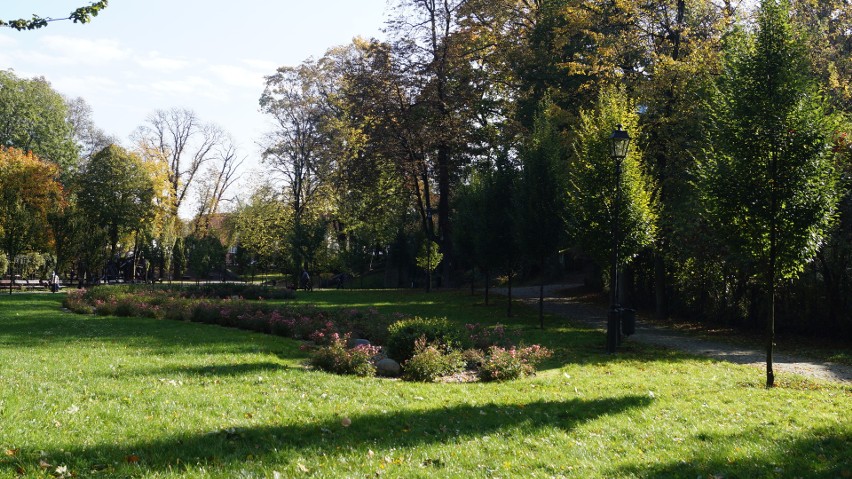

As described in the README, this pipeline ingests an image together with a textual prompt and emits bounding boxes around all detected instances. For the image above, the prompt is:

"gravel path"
[493,283,852,384]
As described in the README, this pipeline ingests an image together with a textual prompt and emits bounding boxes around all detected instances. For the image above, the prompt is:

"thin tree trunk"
[539,281,545,329]
[485,269,490,305]
[507,271,513,318]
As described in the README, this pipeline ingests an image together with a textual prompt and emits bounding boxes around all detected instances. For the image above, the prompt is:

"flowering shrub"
[403,337,464,382]
[309,333,381,376]
[309,321,341,345]
[478,345,553,382]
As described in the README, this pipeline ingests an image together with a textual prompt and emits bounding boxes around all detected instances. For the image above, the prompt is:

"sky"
[1,0,390,206]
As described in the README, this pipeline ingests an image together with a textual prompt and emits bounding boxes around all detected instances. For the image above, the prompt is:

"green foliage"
[0,1,108,30]
[568,86,657,271]
[75,144,156,256]
[0,253,6,278]
[385,316,465,363]
[705,0,841,282]
[515,98,567,265]
[453,159,519,280]
[0,71,78,177]
[185,234,227,280]
[13,253,45,279]
[402,337,465,382]
[478,345,553,382]
[309,334,380,377]
[415,239,443,274]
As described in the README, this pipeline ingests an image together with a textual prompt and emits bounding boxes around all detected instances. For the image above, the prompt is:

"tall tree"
[0,71,79,179]
[76,145,156,260]
[191,139,243,237]
[387,0,494,286]
[65,96,117,164]
[133,108,223,219]
[0,148,62,291]
[706,0,841,387]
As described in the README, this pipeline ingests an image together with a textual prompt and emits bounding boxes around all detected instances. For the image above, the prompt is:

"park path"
[492,283,852,384]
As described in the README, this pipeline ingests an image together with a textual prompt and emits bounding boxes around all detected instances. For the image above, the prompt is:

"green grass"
[1,291,849,478]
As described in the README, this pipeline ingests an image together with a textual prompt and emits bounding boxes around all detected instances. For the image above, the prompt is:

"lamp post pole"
[426,207,433,293]
[607,124,631,353]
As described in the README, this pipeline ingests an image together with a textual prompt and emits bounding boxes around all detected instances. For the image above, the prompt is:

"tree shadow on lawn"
[0,304,306,360]
[129,361,295,378]
[0,395,652,476]
[612,427,852,479]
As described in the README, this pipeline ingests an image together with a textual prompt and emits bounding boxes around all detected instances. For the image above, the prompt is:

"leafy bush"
[403,337,465,382]
[309,334,380,376]
[386,316,465,362]
[461,348,485,369]
[62,289,92,314]
[478,345,553,382]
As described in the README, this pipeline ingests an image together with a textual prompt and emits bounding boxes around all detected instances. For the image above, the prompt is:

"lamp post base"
[606,307,621,353]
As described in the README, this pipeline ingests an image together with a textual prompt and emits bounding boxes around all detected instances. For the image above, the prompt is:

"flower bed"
[64,286,551,381]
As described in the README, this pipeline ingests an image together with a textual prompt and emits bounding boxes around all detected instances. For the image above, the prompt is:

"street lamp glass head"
[609,124,631,160]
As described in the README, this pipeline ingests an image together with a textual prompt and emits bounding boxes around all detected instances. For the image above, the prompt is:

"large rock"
[375,358,401,377]
[347,338,371,349]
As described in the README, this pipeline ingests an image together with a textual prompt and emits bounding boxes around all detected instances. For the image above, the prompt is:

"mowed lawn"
[0,290,849,478]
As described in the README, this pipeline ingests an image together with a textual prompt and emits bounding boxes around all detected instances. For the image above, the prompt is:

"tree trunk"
[507,271,513,318]
[539,261,545,329]
[484,269,490,305]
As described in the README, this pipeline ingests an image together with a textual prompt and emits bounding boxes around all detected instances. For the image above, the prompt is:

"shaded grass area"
[0,291,849,478]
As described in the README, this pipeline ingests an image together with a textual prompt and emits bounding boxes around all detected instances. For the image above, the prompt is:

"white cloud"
[50,75,121,97]
[208,64,267,89]
[142,76,228,100]
[135,51,191,72]
[36,35,129,66]
[242,59,279,73]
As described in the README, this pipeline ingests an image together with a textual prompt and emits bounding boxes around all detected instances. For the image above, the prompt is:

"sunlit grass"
[0,291,849,478]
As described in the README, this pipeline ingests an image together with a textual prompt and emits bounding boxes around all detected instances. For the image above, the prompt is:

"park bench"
[0,279,50,291]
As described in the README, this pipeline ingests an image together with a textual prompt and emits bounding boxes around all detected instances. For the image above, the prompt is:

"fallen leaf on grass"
[125,454,140,464]
[296,463,309,473]
[4,448,18,456]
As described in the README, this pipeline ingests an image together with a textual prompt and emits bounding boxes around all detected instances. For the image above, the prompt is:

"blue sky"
[1,1,389,179]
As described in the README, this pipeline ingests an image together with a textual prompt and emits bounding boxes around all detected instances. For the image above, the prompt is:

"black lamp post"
[426,206,433,293]
[607,124,631,353]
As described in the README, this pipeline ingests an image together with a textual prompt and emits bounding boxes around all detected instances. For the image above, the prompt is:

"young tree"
[568,86,657,303]
[706,0,841,387]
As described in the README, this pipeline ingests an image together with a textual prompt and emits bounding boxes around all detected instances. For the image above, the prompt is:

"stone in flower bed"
[376,358,401,377]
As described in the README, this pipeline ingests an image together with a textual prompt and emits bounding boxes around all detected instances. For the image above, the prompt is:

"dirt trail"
[493,283,852,384]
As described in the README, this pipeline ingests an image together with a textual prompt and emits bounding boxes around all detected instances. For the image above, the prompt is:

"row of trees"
[233,0,851,355]
[0,69,242,285]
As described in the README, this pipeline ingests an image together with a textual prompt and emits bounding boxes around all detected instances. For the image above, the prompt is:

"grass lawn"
[0,290,849,478]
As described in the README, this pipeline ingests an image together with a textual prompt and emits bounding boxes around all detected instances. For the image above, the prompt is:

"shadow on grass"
[0,294,306,360]
[132,361,295,378]
[0,396,651,475]
[611,427,852,479]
